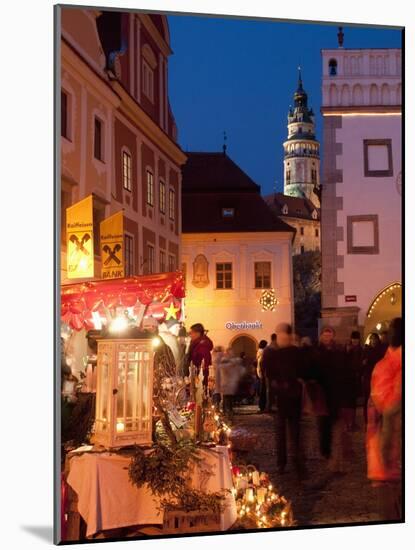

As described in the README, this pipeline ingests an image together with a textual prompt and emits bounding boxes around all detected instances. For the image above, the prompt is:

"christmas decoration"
[259,289,278,312]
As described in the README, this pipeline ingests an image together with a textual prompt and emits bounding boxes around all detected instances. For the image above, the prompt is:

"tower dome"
[283,68,320,206]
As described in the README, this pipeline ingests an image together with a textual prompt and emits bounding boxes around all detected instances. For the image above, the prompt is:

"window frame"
[363,139,393,177]
[159,179,166,214]
[122,149,132,192]
[347,214,380,255]
[254,261,271,289]
[147,243,155,274]
[216,262,233,290]
[169,187,176,221]
[94,116,104,162]
[146,169,154,206]
[142,59,154,103]
[168,254,176,272]
[159,249,166,272]
[61,89,70,140]
[124,233,134,276]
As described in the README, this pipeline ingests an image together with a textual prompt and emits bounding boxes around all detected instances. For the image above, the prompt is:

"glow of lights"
[376,323,382,330]
[259,289,278,312]
[152,337,162,348]
[92,311,103,330]
[109,315,128,333]
[116,421,125,432]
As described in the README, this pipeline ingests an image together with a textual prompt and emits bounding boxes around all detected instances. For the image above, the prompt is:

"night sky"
[167,15,402,195]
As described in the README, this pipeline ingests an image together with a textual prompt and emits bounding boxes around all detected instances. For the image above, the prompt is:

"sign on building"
[100,211,124,279]
[66,195,94,279]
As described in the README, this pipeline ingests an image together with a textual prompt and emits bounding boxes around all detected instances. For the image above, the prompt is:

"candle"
[245,488,254,502]
[257,487,267,504]
[252,471,260,486]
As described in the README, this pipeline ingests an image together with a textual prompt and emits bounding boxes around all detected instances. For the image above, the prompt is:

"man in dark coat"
[262,323,306,475]
[313,327,349,463]
[344,330,364,431]
[187,323,214,385]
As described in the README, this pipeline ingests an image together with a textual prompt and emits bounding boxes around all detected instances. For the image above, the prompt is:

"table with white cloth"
[66,445,237,539]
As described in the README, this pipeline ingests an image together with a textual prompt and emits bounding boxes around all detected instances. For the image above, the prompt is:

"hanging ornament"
[259,289,278,312]
[164,301,180,321]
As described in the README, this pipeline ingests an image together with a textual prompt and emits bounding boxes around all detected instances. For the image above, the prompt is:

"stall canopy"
[61,272,185,331]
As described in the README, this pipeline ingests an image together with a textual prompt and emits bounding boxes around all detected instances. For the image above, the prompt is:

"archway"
[364,283,402,340]
[229,334,257,362]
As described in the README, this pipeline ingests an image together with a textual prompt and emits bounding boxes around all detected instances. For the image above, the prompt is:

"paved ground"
[231,405,382,527]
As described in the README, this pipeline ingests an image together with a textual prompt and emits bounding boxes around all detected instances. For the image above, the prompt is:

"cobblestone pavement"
[231,405,382,527]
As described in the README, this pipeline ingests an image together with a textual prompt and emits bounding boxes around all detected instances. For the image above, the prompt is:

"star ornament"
[164,301,180,321]
[259,289,278,312]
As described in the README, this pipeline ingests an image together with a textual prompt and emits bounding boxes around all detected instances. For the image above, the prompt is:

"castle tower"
[283,68,320,206]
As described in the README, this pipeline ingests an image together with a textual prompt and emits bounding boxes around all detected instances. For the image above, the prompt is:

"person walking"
[186,323,214,385]
[344,331,364,431]
[362,333,387,426]
[262,323,306,476]
[216,351,245,420]
[313,327,350,472]
[366,318,402,520]
[256,339,268,412]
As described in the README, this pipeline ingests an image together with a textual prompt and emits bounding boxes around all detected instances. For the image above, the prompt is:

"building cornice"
[138,14,172,57]
[111,81,187,166]
[181,231,293,242]
[321,105,401,115]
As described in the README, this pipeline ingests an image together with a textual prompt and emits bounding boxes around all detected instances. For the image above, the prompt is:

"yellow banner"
[100,211,124,279]
[66,195,94,279]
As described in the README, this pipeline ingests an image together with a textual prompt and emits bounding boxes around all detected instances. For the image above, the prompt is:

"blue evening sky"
[167,15,402,195]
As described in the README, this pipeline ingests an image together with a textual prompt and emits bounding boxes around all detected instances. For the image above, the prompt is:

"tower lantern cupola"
[283,67,320,206]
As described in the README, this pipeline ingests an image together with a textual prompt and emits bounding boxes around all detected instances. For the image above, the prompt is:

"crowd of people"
[185,318,402,521]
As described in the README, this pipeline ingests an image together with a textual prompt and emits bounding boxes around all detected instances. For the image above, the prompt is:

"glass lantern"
[93,338,154,448]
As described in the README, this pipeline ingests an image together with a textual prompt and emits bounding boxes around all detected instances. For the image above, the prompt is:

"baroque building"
[320,33,402,341]
[60,8,186,284]
[181,151,295,359]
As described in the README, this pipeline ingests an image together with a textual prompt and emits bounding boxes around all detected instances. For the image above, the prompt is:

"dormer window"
[222,207,235,218]
[329,58,338,76]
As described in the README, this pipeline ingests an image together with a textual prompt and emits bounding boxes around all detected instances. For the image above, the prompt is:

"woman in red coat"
[366,317,402,521]
[188,323,214,385]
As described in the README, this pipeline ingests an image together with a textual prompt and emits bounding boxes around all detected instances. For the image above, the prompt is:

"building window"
[146,170,154,206]
[363,139,393,177]
[222,207,235,218]
[300,245,305,254]
[94,116,104,161]
[347,215,379,255]
[142,60,154,102]
[122,151,132,191]
[311,169,317,184]
[159,180,166,213]
[254,261,271,289]
[61,189,72,245]
[169,188,175,220]
[329,58,338,76]
[93,203,105,256]
[168,254,176,272]
[61,90,70,139]
[300,227,304,236]
[159,250,166,272]
[216,263,232,289]
[125,234,134,276]
[315,228,319,237]
[286,170,291,184]
[147,244,155,274]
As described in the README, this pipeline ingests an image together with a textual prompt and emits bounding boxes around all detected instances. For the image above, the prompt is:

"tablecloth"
[66,445,236,537]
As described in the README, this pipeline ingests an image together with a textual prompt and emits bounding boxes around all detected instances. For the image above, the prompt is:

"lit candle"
[252,471,260,485]
[245,488,254,502]
[257,487,267,504]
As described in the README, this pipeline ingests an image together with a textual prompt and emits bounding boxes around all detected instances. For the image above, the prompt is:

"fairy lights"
[259,289,278,312]
[367,283,401,319]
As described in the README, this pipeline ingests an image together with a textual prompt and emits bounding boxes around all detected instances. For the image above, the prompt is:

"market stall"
[60,271,293,541]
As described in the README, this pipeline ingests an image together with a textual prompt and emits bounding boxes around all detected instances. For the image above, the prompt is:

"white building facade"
[320,45,402,341]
